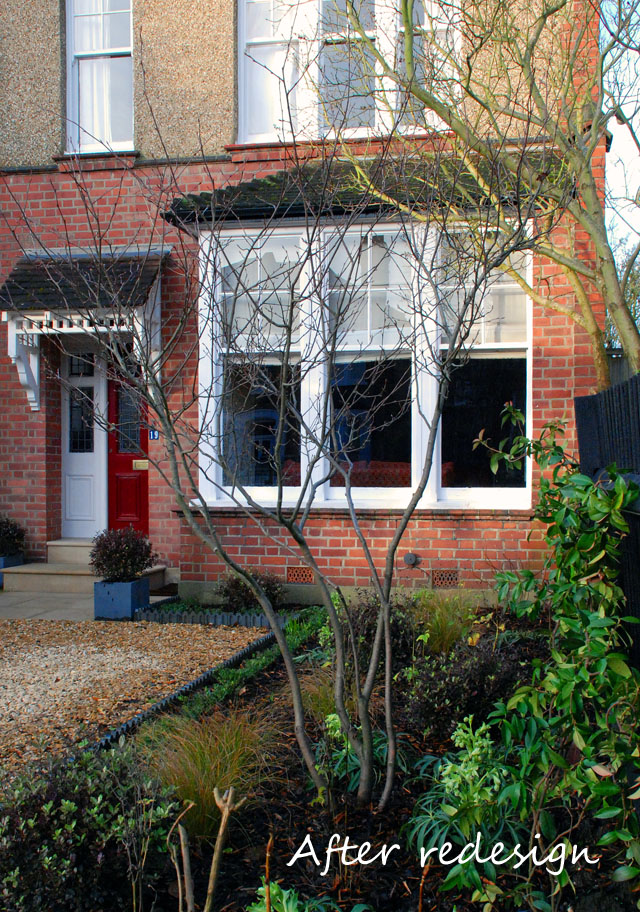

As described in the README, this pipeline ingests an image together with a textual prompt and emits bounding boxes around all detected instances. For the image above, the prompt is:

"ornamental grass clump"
[412,588,477,656]
[90,527,156,582]
[138,710,273,841]
[0,515,26,556]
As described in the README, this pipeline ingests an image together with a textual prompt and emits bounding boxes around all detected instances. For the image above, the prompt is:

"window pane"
[220,236,301,344]
[223,363,301,486]
[319,40,375,131]
[243,44,297,138]
[79,55,133,147]
[441,358,526,488]
[117,385,141,453]
[75,0,103,14]
[370,234,412,334]
[394,32,428,126]
[75,14,103,52]
[330,359,412,487]
[483,286,527,343]
[103,11,131,48]
[327,232,412,344]
[69,387,94,453]
[68,353,95,377]
[321,0,374,33]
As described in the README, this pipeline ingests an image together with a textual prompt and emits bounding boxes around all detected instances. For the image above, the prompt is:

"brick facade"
[0,143,602,588]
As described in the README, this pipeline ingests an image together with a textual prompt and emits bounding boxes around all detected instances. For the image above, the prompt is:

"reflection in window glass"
[220,236,301,344]
[68,354,95,377]
[441,358,526,488]
[223,363,301,486]
[330,358,411,487]
[117,385,141,453]
[327,230,412,345]
[69,387,94,453]
[319,40,376,132]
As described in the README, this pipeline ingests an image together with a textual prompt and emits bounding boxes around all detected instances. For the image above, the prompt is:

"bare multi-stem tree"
[283,0,640,388]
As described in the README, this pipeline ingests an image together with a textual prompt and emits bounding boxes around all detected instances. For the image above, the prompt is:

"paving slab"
[0,591,166,621]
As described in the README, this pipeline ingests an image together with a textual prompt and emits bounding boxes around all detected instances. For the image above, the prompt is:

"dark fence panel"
[575,373,640,667]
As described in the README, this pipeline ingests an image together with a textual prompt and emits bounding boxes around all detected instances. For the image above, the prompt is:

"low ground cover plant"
[0,742,176,912]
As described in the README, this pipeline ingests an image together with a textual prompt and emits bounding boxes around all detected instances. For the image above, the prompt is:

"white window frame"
[197,224,532,511]
[237,0,457,144]
[66,0,134,154]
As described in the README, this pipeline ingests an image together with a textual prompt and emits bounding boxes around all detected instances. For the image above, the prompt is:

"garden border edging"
[135,597,292,629]
[93,628,277,751]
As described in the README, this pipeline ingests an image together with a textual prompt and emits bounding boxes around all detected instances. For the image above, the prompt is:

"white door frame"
[61,348,108,539]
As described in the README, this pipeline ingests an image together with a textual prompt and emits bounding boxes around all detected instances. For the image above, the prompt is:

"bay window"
[198,224,530,509]
[66,0,134,153]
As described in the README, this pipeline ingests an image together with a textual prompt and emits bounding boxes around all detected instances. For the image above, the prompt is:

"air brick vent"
[432,568,459,588]
[287,566,314,584]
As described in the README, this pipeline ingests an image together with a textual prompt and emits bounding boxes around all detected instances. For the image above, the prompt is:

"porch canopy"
[0,247,169,410]
[162,155,561,230]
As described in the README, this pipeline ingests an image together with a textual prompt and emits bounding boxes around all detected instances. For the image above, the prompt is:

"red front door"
[107,378,149,535]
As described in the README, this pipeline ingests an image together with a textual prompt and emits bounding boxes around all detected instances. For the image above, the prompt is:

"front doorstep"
[94,578,150,620]
[0,555,24,588]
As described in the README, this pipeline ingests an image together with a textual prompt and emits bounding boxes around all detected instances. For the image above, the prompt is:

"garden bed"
[0,618,267,774]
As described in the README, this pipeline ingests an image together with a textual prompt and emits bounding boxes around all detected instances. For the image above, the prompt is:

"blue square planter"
[94,578,150,620]
[0,554,24,588]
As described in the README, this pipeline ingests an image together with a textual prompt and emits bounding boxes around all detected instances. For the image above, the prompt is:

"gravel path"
[0,619,267,774]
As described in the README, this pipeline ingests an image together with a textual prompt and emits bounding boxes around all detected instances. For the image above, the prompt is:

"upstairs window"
[238,0,456,143]
[66,0,134,153]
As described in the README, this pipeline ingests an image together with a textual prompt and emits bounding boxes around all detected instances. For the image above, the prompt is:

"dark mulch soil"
[142,635,637,912]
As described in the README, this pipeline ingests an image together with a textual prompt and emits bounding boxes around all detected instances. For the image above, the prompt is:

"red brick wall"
[178,509,548,590]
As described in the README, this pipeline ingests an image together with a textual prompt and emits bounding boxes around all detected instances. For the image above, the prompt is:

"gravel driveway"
[0,619,267,775]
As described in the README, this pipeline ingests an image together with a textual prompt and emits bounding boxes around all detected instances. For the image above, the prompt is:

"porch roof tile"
[0,250,167,313]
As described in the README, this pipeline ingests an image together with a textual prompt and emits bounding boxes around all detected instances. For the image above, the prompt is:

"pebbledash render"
[0,0,603,599]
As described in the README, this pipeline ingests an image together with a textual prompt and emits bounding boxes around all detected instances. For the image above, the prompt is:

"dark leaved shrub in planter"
[0,515,26,586]
[91,527,156,620]
[218,570,286,613]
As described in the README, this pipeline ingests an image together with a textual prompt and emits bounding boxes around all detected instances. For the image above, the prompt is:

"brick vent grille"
[432,568,459,588]
[287,566,314,584]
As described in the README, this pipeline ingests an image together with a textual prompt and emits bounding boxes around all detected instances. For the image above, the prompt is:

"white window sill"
[199,488,532,512]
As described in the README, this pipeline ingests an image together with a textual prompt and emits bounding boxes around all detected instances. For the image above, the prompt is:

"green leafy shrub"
[90,527,156,582]
[138,710,272,840]
[218,570,286,613]
[0,515,25,556]
[0,743,176,912]
[405,717,528,894]
[404,633,548,740]
[408,412,640,906]
[341,589,417,672]
[246,879,371,912]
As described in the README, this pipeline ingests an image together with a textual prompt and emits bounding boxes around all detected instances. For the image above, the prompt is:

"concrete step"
[47,538,93,566]
[2,563,166,595]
